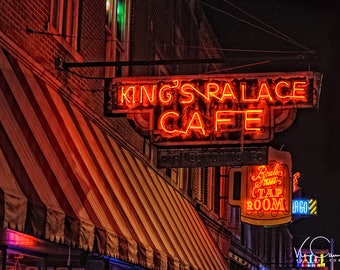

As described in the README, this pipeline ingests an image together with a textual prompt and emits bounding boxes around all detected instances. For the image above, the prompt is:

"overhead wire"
[199,0,314,54]
[222,0,313,52]
[201,60,271,74]
[196,0,316,74]
[52,0,316,79]
[169,44,308,54]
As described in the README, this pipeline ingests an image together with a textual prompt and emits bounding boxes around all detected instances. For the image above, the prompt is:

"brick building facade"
[0,0,294,269]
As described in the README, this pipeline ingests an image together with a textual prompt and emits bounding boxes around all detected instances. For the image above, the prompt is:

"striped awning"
[0,46,229,269]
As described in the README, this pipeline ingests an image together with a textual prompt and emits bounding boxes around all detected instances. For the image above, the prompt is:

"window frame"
[105,0,130,77]
[49,0,80,52]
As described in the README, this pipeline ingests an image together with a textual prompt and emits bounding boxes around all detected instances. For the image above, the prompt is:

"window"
[201,167,209,206]
[106,0,126,41]
[170,168,179,186]
[186,168,195,197]
[106,0,114,29]
[241,223,252,249]
[218,166,229,218]
[105,0,130,77]
[213,167,221,215]
[199,167,222,213]
[228,206,241,239]
[49,0,80,50]
[115,0,125,42]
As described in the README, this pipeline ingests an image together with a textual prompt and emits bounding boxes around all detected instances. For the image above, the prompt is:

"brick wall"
[0,0,144,151]
[1,0,106,111]
[130,0,207,76]
[0,0,227,154]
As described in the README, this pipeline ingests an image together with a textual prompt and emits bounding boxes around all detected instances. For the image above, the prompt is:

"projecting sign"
[106,72,322,147]
[228,147,292,226]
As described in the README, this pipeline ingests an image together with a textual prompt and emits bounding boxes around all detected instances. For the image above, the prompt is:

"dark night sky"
[202,0,340,251]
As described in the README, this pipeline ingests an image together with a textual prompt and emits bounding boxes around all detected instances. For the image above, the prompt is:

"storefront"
[0,41,229,269]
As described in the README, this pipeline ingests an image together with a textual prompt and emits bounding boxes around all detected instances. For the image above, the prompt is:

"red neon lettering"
[271,197,285,211]
[257,188,283,199]
[253,200,261,211]
[118,78,309,108]
[246,197,286,212]
[245,109,263,131]
[140,85,157,105]
[258,82,273,101]
[159,84,175,105]
[262,198,271,211]
[293,172,301,192]
[113,76,314,145]
[206,83,220,100]
[185,112,206,135]
[246,201,253,211]
[120,85,135,105]
[179,83,196,104]
[274,80,307,100]
[159,111,180,133]
[274,81,290,99]
[215,111,235,132]
[180,83,209,104]
[246,164,287,213]
[240,82,250,101]
[221,83,237,101]
[293,81,307,99]
[203,82,237,102]
[251,164,283,186]
[159,109,266,138]
[242,81,273,102]
[159,111,207,136]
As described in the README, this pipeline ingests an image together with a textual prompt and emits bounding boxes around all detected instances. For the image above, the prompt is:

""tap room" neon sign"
[228,147,292,226]
[106,72,322,146]
[246,163,287,213]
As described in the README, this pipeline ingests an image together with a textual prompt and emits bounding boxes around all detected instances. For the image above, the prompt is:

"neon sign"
[293,172,301,192]
[292,199,310,215]
[228,147,292,226]
[292,198,317,216]
[107,72,322,146]
[246,163,287,213]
